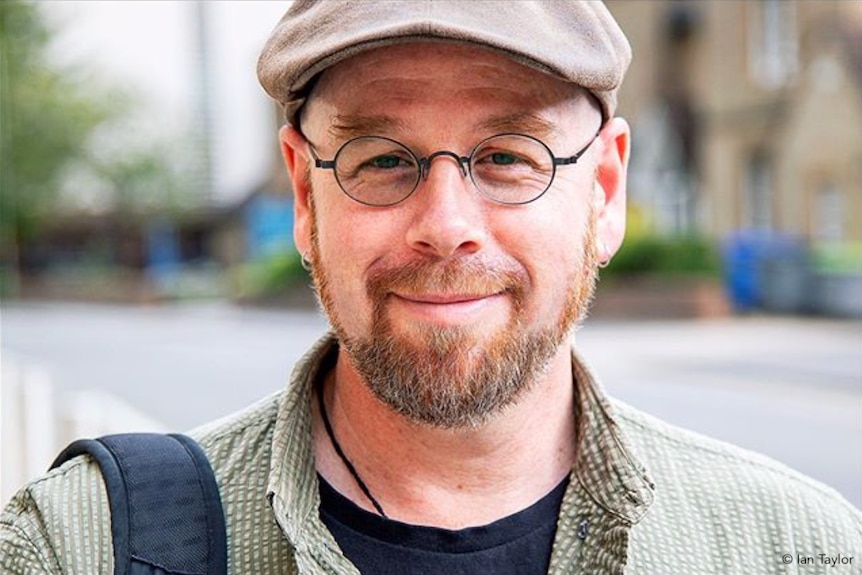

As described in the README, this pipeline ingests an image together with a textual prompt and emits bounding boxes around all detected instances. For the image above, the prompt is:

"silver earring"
[598,241,611,269]
[300,251,312,272]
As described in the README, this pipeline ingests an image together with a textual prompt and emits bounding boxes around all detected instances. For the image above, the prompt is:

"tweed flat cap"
[258,0,631,123]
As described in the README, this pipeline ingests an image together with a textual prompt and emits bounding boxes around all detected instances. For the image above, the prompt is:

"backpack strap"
[51,433,227,575]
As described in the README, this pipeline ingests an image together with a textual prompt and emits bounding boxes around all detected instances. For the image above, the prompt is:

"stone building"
[606,0,862,241]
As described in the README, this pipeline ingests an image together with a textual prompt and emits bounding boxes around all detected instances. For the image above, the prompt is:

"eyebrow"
[477,113,559,140]
[327,112,560,143]
[329,114,407,140]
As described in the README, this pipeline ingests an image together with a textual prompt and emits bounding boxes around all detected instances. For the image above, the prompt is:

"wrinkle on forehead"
[303,43,596,146]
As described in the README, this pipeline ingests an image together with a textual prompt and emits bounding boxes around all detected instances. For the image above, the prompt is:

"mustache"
[366,257,529,302]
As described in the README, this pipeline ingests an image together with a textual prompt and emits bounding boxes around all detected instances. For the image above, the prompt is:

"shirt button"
[577,519,589,540]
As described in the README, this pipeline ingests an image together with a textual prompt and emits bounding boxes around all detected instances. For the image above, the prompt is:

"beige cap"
[258,0,631,124]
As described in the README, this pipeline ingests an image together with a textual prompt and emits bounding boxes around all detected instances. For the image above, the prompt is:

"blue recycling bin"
[722,231,808,313]
[723,231,765,311]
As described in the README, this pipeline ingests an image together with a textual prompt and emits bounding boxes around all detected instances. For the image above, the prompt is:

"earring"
[300,251,312,272]
[598,241,611,269]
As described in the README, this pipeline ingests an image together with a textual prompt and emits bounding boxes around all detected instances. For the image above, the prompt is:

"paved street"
[2,301,860,507]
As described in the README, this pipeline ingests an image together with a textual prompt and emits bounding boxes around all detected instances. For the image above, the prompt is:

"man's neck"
[312,343,577,529]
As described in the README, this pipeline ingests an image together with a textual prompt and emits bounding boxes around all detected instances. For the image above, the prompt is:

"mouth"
[395,293,497,305]
[388,291,508,325]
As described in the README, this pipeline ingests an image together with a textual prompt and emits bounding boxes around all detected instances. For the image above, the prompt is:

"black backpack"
[51,433,227,575]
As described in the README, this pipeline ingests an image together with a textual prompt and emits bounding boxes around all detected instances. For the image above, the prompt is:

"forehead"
[302,42,592,142]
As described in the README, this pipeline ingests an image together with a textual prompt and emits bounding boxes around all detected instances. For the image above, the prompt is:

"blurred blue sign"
[245,193,294,259]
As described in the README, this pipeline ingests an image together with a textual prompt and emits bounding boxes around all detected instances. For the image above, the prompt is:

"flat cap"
[258,0,631,123]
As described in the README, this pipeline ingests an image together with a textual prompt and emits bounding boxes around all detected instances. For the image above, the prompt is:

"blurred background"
[1,1,860,508]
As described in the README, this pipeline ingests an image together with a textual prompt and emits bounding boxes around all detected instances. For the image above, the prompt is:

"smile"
[389,292,508,324]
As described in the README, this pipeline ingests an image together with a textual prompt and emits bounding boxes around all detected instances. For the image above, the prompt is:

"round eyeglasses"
[307,132,599,207]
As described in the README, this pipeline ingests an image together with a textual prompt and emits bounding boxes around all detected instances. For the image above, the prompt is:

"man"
[2,2,860,574]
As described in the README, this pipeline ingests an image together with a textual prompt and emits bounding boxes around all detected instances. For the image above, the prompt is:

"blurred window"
[743,153,773,230]
[748,0,798,88]
[814,183,844,241]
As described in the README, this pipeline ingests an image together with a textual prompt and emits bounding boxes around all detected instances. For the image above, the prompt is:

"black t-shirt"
[318,474,569,575]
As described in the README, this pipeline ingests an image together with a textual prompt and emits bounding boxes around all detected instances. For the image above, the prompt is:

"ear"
[280,124,313,258]
[593,117,630,259]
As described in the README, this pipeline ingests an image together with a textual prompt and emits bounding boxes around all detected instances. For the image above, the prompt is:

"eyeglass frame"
[305,130,601,207]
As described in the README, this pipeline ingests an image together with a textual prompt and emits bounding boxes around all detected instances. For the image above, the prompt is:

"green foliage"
[810,242,862,275]
[0,1,197,281]
[237,251,310,298]
[603,234,720,278]
[0,2,120,247]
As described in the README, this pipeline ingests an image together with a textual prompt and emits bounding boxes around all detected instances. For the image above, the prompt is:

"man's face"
[286,43,626,428]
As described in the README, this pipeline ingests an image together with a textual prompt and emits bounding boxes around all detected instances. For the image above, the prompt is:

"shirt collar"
[570,348,655,524]
[267,333,654,558]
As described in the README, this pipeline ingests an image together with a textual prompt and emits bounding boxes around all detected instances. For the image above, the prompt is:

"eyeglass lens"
[332,135,555,206]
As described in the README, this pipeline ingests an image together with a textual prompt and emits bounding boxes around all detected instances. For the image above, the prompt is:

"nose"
[405,154,488,259]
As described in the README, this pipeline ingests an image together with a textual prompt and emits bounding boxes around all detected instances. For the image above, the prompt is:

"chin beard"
[341,315,566,428]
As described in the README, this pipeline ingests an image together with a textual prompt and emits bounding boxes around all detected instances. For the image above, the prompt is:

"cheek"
[315,222,366,320]
[497,202,590,311]
[312,197,403,329]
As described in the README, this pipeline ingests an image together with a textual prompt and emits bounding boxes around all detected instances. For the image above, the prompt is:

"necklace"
[317,378,388,518]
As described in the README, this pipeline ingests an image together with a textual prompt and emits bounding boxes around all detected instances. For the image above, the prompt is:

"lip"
[394,293,495,305]
[389,292,506,324]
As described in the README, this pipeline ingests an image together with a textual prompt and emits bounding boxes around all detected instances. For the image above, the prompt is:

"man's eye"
[371,155,404,169]
[476,150,530,167]
[490,152,518,166]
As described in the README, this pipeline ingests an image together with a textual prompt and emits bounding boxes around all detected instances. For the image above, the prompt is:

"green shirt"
[2,334,860,574]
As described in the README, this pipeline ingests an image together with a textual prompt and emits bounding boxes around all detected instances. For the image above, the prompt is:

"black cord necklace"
[317,378,388,518]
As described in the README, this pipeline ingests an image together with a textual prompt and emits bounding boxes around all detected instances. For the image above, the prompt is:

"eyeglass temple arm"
[306,142,337,170]
[553,129,602,166]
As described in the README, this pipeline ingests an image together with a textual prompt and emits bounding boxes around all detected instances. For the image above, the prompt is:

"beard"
[308,192,600,429]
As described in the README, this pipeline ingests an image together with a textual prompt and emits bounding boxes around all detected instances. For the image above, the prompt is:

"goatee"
[309,196,599,428]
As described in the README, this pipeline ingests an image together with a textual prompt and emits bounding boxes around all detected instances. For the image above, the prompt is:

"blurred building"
[12,2,862,308]
[606,0,862,241]
[6,2,294,302]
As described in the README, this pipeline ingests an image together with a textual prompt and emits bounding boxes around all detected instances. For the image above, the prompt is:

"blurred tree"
[0,1,120,273]
[87,134,199,215]
[0,2,197,294]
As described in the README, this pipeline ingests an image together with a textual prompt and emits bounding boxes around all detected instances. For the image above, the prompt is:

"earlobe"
[594,117,630,258]
[279,125,313,257]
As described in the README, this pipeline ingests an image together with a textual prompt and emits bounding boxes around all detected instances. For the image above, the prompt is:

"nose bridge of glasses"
[419,150,470,180]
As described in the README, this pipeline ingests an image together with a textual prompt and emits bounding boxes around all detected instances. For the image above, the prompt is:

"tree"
[0,2,197,294]
[0,1,120,276]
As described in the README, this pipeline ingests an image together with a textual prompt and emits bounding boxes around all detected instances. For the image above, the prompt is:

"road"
[2,301,860,508]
